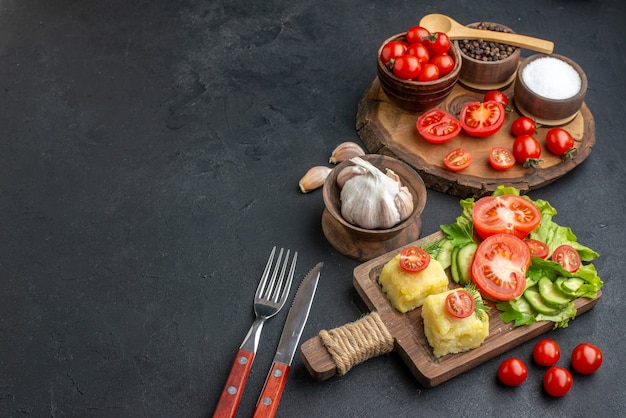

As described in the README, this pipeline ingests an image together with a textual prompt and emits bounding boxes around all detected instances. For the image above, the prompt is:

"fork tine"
[277,251,298,305]
[256,246,278,299]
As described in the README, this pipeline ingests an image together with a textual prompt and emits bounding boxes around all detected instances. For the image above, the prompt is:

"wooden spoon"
[419,14,554,54]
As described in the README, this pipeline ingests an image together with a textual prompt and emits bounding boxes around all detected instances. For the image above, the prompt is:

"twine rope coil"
[318,312,394,376]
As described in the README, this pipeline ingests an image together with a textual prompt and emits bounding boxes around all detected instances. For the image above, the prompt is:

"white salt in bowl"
[514,54,588,126]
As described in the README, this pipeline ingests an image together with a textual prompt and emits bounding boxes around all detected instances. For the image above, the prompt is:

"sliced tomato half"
[445,289,475,318]
[551,244,581,272]
[399,246,430,272]
[416,108,461,144]
[488,147,515,171]
[525,239,549,259]
[471,233,530,301]
[472,194,542,240]
[443,148,472,172]
[460,100,505,138]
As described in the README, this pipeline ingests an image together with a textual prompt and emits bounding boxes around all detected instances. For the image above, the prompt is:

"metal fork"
[213,247,297,418]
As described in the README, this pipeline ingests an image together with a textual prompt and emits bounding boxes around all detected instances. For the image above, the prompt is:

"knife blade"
[252,262,323,418]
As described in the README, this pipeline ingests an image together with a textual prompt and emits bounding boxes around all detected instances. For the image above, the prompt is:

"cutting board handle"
[300,312,393,381]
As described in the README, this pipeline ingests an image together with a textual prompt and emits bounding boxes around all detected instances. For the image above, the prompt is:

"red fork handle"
[252,361,290,418]
[213,349,255,418]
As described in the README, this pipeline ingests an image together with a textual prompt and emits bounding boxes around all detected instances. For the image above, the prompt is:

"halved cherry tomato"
[423,32,450,55]
[488,147,515,171]
[392,54,422,79]
[380,41,408,65]
[443,148,472,172]
[406,25,430,44]
[546,127,576,158]
[513,134,542,167]
[571,342,603,374]
[471,233,530,301]
[551,244,581,272]
[407,43,430,65]
[484,90,509,107]
[497,357,528,386]
[417,63,439,81]
[543,366,573,397]
[431,54,455,77]
[459,101,505,137]
[445,289,475,318]
[416,109,461,144]
[511,116,536,137]
[525,239,549,259]
[399,246,430,272]
[533,338,561,366]
[472,194,542,240]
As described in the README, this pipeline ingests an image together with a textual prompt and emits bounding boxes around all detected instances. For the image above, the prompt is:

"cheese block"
[421,289,489,358]
[379,256,448,313]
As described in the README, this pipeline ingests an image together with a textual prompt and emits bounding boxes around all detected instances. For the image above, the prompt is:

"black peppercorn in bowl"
[454,22,521,90]
[377,33,462,113]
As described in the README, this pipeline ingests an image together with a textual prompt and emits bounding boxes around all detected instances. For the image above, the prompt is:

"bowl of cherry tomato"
[513,53,588,125]
[377,27,462,112]
[454,22,521,90]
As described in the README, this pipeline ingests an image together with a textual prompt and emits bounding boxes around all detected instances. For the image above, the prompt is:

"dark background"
[1,0,625,416]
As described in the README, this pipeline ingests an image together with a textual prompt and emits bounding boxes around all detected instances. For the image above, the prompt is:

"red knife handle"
[252,361,290,418]
[213,349,255,418]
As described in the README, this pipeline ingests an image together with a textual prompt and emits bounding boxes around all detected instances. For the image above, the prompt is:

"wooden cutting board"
[356,77,596,198]
[300,231,602,387]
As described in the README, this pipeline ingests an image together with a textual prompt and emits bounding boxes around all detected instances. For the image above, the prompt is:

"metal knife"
[252,262,323,418]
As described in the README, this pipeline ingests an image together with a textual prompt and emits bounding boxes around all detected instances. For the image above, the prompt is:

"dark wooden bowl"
[513,53,588,126]
[454,22,521,90]
[377,33,461,113]
[321,154,428,261]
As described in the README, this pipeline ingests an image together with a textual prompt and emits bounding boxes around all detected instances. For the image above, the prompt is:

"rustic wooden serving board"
[301,231,602,388]
[356,77,596,198]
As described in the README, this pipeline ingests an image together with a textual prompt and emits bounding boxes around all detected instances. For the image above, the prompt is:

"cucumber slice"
[558,277,585,298]
[435,238,454,270]
[524,288,560,315]
[450,246,460,283]
[509,296,534,316]
[538,277,571,308]
[456,242,477,285]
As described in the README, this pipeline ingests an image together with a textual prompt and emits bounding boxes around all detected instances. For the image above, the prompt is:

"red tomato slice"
[460,101,505,137]
[445,289,475,318]
[525,239,549,259]
[551,244,581,272]
[488,147,515,171]
[416,109,461,144]
[472,194,542,240]
[443,148,472,172]
[471,233,530,301]
[399,246,430,272]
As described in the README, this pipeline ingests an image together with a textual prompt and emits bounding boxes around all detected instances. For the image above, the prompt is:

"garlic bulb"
[339,157,414,229]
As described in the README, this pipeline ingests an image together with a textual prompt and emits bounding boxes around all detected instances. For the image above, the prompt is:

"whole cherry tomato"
[406,25,430,44]
[392,54,421,79]
[511,116,536,137]
[546,128,576,158]
[417,63,440,81]
[380,41,407,65]
[533,339,561,366]
[513,134,542,167]
[407,42,430,65]
[423,31,450,55]
[484,90,510,107]
[430,54,455,77]
[543,366,573,397]
[497,357,528,386]
[571,343,603,374]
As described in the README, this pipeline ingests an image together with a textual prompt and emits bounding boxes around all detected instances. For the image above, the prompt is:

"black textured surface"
[1,1,625,417]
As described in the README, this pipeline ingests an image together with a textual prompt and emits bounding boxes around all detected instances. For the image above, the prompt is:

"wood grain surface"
[356,77,596,198]
[300,231,602,387]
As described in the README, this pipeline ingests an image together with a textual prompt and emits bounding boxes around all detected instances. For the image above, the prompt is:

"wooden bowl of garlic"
[322,154,427,261]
